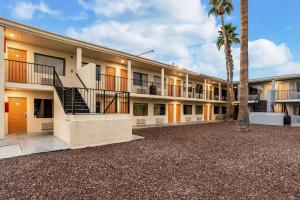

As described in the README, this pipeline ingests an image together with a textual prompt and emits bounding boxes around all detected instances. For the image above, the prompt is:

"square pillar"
[204,79,207,100]
[0,26,5,139]
[185,74,189,98]
[161,68,164,96]
[76,47,82,71]
[219,82,221,101]
[127,60,132,92]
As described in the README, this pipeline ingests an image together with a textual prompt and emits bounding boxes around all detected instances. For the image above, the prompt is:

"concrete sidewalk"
[0,132,69,159]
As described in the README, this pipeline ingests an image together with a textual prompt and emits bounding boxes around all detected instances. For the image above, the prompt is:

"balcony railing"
[164,84,184,97]
[275,90,300,100]
[132,79,162,95]
[96,74,128,92]
[5,59,55,85]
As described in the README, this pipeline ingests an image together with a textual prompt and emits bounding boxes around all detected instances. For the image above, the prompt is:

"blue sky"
[1,0,300,80]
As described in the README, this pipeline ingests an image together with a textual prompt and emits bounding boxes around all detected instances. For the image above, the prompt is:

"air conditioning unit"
[136,119,146,125]
[197,116,202,121]
[156,118,164,124]
[185,117,191,122]
[41,122,53,132]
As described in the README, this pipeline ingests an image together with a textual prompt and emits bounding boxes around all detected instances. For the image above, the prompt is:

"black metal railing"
[96,74,128,92]
[5,59,55,85]
[132,79,162,95]
[74,88,130,114]
[53,70,65,105]
[275,90,300,100]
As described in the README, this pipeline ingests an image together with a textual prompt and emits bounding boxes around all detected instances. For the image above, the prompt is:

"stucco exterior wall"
[5,89,54,134]
[0,26,4,139]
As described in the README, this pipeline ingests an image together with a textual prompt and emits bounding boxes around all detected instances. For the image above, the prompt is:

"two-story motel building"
[0,18,230,148]
[1,18,299,148]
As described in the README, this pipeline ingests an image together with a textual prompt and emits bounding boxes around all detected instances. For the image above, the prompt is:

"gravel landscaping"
[0,122,299,199]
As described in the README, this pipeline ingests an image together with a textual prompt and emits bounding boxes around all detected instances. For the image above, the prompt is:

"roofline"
[234,73,300,84]
[0,17,226,83]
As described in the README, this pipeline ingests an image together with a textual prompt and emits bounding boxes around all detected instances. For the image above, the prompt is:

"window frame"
[34,98,53,118]
[183,105,192,115]
[133,103,148,116]
[195,105,203,115]
[133,72,148,86]
[153,104,166,116]
[34,53,65,76]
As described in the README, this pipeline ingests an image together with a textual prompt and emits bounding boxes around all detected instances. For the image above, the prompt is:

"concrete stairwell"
[63,88,90,114]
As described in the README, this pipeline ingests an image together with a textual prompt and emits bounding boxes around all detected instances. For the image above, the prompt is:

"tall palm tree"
[208,0,234,120]
[217,24,240,118]
[238,0,249,130]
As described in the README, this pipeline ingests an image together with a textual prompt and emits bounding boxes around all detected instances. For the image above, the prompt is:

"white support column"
[76,47,82,71]
[127,60,132,92]
[161,68,164,96]
[185,74,189,98]
[268,79,276,112]
[219,82,221,101]
[0,26,5,139]
[272,79,276,91]
[204,79,207,100]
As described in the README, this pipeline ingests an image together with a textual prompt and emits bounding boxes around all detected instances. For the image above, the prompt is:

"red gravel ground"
[0,122,300,199]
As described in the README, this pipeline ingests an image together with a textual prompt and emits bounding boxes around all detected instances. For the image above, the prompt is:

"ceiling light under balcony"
[9,33,15,38]
[121,60,125,63]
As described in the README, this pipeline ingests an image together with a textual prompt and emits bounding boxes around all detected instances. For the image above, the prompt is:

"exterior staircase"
[253,100,267,112]
[63,88,90,114]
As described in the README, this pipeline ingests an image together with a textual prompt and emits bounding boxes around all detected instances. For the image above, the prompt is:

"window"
[96,65,101,81]
[296,82,300,92]
[195,84,203,93]
[195,105,203,115]
[214,106,220,115]
[133,72,148,86]
[154,104,166,115]
[183,105,192,115]
[133,103,148,116]
[153,76,161,89]
[183,81,193,92]
[34,53,65,76]
[34,99,53,118]
[222,107,226,114]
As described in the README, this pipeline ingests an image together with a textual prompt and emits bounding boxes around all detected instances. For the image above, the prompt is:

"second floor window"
[133,72,148,86]
[153,76,162,89]
[296,82,300,92]
[34,53,65,76]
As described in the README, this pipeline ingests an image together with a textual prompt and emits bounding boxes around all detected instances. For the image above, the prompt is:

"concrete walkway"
[0,132,69,159]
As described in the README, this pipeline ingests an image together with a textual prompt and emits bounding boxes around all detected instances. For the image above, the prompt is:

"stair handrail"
[53,70,65,105]
[75,73,89,92]
[104,93,118,113]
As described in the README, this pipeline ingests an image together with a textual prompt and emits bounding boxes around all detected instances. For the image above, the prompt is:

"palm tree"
[238,0,249,130]
[216,24,240,118]
[208,0,234,120]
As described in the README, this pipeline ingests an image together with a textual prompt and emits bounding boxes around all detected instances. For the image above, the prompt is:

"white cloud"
[72,0,300,79]
[11,1,59,20]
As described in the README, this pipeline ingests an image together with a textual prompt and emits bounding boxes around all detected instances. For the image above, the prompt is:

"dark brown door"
[8,48,27,83]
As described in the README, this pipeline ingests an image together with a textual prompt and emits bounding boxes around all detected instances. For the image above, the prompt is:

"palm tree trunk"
[238,0,249,130]
[221,15,231,121]
[227,45,235,119]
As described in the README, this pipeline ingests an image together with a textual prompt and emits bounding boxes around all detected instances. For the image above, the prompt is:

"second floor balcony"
[275,90,300,101]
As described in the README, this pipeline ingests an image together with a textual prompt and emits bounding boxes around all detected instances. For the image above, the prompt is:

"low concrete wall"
[250,112,284,126]
[291,115,300,127]
[54,91,132,148]
[68,115,132,148]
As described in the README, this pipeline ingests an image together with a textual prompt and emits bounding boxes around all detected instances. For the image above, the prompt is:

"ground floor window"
[222,106,226,115]
[195,105,203,115]
[154,104,166,115]
[34,99,53,118]
[183,105,192,115]
[133,103,148,116]
[214,106,220,115]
